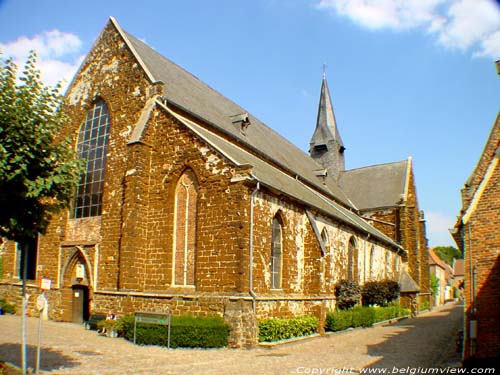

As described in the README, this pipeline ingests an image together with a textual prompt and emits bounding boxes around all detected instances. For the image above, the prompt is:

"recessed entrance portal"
[72,284,89,323]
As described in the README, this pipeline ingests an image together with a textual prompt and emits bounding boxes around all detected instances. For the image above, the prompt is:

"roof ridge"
[109,16,158,84]
[343,159,408,173]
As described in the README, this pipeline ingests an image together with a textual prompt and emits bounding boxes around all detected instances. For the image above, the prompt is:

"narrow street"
[0,302,463,374]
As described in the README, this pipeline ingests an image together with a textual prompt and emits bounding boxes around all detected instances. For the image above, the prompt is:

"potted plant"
[97,317,121,337]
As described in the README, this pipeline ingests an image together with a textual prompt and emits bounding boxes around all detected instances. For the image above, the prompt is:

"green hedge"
[326,309,352,332]
[0,299,16,314]
[119,315,230,348]
[351,306,375,328]
[326,304,410,332]
[258,315,319,342]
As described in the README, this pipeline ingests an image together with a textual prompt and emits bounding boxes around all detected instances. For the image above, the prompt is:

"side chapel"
[0,17,429,347]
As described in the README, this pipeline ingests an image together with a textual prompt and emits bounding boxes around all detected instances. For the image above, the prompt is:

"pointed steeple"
[309,74,345,180]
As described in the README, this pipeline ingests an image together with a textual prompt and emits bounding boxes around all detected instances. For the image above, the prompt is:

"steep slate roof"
[310,76,344,150]
[399,269,420,293]
[115,20,352,208]
[159,104,402,249]
[105,18,404,251]
[339,160,409,210]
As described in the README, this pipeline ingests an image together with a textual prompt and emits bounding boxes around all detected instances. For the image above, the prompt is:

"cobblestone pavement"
[0,302,463,375]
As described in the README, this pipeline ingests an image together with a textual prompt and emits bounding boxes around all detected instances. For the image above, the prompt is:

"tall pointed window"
[385,251,391,277]
[321,228,329,254]
[271,214,283,289]
[369,245,376,279]
[347,237,358,281]
[74,99,111,218]
[173,169,198,286]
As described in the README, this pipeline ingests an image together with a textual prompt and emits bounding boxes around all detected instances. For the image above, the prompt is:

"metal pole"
[21,242,29,375]
[167,314,171,349]
[133,315,137,345]
[36,306,42,375]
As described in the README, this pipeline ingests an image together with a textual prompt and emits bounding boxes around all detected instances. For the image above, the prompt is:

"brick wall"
[462,158,500,359]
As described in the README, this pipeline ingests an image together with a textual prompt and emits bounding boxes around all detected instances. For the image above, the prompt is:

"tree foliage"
[430,273,440,297]
[0,52,82,243]
[433,246,462,266]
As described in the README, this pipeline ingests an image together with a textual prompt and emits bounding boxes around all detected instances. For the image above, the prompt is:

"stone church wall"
[0,19,408,347]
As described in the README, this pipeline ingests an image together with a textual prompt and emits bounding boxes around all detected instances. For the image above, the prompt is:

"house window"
[271,214,283,289]
[347,237,358,281]
[16,235,38,280]
[173,169,198,286]
[73,99,111,218]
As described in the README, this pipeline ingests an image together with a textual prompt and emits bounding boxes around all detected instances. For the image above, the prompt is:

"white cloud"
[316,0,500,59]
[0,30,84,91]
[317,0,446,29]
[426,211,456,246]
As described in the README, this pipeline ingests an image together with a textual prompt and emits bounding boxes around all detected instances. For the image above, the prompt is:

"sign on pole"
[40,278,51,291]
[35,292,48,375]
[133,312,171,349]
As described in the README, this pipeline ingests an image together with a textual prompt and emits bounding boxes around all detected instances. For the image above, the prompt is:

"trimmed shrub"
[351,306,375,328]
[362,280,400,307]
[119,315,230,348]
[258,315,318,342]
[0,299,15,314]
[335,280,361,310]
[326,310,352,332]
[326,304,410,332]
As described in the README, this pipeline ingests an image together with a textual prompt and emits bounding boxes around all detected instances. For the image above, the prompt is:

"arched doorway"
[61,247,92,323]
[71,284,89,323]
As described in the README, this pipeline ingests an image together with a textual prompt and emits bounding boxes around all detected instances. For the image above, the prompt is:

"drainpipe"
[249,182,260,313]
[467,221,477,356]
[364,233,370,282]
[467,222,475,314]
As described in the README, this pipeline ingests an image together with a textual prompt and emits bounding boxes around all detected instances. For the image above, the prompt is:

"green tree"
[430,273,440,297]
[433,246,462,266]
[0,52,82,375]
[0,52,82,242]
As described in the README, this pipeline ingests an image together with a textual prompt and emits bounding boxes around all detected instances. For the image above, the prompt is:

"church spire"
[309,73,345,180]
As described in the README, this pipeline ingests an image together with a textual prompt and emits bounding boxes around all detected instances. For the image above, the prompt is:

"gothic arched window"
[73,99,111,218]
[173,169,198,286]
[321,228,329,254]
[386,251,391,277]
[370,245,376,279]
[271,214,283,289]
[347,236,358,281]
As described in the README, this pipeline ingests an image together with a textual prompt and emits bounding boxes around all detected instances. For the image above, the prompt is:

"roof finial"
[322,63,327,79]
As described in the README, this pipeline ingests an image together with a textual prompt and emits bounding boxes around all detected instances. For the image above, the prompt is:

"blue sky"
[1,0,499,247]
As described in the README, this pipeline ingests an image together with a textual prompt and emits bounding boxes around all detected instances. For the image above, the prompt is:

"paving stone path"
[0,302,463,374]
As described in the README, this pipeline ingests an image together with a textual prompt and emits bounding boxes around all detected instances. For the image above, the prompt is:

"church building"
[0,17,429,347]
